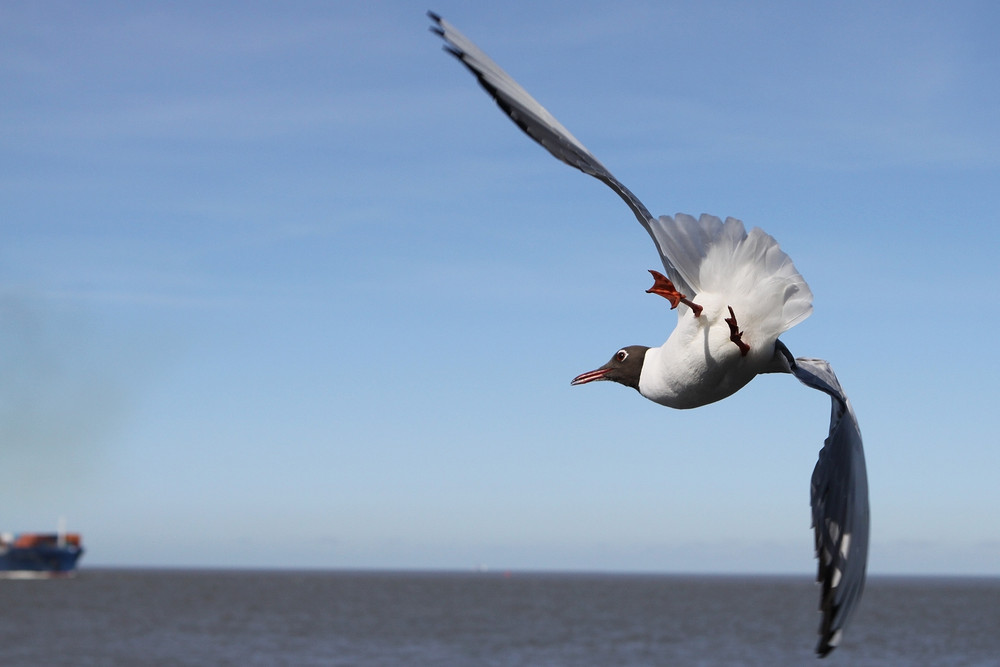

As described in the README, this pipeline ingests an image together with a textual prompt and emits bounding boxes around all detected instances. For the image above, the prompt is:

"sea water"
[1,570,997,666]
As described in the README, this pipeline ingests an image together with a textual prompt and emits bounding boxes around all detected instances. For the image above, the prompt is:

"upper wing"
[786,353,870,657]
[428,12,693,297]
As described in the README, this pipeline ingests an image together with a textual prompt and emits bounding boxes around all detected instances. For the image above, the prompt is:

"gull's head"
[570,345,649,391]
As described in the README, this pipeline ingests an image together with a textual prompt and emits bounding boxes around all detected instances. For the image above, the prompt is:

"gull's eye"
[615,350,628,362]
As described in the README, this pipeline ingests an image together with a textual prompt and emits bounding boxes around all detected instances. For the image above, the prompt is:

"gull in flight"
[429,12,869,657]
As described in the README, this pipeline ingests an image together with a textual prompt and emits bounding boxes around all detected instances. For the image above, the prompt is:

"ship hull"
[0,533,84,578]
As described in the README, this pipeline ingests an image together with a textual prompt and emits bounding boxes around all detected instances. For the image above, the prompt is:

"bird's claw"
[646,270,703,317]
[725,306,750,356]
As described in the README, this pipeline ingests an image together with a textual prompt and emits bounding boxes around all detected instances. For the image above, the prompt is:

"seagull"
[429,12,869,657]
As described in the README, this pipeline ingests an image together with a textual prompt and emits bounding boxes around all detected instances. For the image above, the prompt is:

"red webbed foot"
[725,306,750,356]
[646,270,703,317]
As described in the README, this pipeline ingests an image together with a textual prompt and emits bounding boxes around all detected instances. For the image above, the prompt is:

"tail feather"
[650,214,813,335]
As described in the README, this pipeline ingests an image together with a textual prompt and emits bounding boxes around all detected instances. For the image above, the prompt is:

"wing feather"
[784,352,870,657]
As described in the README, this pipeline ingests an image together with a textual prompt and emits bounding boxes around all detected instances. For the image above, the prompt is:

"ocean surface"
[1,570,997,666]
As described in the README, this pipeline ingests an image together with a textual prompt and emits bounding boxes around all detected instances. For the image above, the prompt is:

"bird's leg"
[646,270,703,317]
[725,306,750,356]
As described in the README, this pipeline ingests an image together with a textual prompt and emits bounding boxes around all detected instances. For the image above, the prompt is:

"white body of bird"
[638,213,812,409]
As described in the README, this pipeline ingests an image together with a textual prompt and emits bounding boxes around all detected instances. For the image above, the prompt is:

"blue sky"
[2,1,998,575]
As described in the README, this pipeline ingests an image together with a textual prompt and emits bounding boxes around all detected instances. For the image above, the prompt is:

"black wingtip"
[428,12,450,45]
[816,630,840,658]
[428,11,443,36]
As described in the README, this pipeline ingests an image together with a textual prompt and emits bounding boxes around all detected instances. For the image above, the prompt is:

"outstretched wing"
[428,12,693,297]
[787,354,870,657]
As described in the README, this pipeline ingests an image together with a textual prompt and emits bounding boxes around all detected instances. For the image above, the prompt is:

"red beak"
[570,367,611,386]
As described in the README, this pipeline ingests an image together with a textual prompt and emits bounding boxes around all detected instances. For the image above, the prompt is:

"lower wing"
[786,353,871,657]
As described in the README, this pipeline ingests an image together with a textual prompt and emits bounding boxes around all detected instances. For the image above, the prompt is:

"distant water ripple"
[1,570,997,666]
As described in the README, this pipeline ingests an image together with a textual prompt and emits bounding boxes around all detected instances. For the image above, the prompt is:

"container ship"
[0,531,84,578]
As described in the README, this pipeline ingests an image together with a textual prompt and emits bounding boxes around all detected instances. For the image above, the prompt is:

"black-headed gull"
[430,12,869,656]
